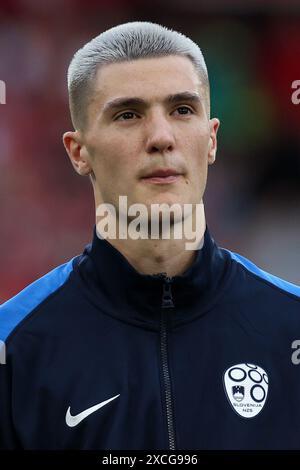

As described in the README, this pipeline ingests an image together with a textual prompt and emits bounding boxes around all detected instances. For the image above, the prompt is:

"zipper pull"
[162,277,174,308]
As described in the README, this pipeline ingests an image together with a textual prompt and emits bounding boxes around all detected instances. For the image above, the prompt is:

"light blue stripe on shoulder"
[225,249,300,298]
[0,258,75,342]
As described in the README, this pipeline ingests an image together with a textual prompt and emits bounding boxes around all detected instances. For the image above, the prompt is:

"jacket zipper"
[160,276,176,450]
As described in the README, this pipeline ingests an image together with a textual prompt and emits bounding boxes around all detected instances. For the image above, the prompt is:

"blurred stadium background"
[0,0,300,302]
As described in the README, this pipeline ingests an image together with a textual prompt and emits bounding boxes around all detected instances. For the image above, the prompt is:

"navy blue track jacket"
[1,226,300,450]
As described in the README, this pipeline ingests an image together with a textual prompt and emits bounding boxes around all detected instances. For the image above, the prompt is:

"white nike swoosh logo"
[65,394,120,427]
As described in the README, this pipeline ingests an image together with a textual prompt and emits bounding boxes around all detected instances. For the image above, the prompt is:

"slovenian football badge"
[223,363,268,418]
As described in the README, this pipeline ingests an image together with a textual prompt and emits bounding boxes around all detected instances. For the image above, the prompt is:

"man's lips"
[140,168,183,184]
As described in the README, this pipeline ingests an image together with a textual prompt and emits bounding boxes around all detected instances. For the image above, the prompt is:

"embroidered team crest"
[223,363,268,418]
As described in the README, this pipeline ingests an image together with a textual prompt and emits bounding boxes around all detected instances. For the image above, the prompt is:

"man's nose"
[145,113,176,154]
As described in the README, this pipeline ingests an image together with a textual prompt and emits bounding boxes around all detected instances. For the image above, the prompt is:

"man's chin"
[139,192,188,208]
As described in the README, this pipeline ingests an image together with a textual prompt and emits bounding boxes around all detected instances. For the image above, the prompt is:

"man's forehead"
[91,56,203,108]
[95,54,198,79]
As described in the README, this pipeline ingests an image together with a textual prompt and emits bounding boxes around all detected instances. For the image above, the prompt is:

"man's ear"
[208,118,220,165]
[63,130,92,176]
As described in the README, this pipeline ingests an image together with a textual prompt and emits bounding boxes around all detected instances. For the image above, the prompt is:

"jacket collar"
[77,225,232,329]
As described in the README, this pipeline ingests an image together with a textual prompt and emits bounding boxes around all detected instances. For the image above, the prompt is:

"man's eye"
[174,106,193,115]
[115,112,138,121]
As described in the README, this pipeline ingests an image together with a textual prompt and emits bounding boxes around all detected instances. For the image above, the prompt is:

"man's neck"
[95,209,206,277]
[103,237,200,277]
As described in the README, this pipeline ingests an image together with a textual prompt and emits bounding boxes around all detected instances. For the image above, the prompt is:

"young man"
[0,22,300,450]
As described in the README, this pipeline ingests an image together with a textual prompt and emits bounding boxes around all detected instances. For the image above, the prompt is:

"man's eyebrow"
[102,92,202,114]
[166,92,202,105]
[102,97,146,113]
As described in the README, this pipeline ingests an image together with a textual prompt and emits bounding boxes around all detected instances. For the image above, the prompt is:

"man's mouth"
[140,168,183,185]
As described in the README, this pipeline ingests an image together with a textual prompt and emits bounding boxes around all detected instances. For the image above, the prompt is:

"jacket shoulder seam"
[6,277,74,346]
[0,258,77,343]
[227,252,300,303]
